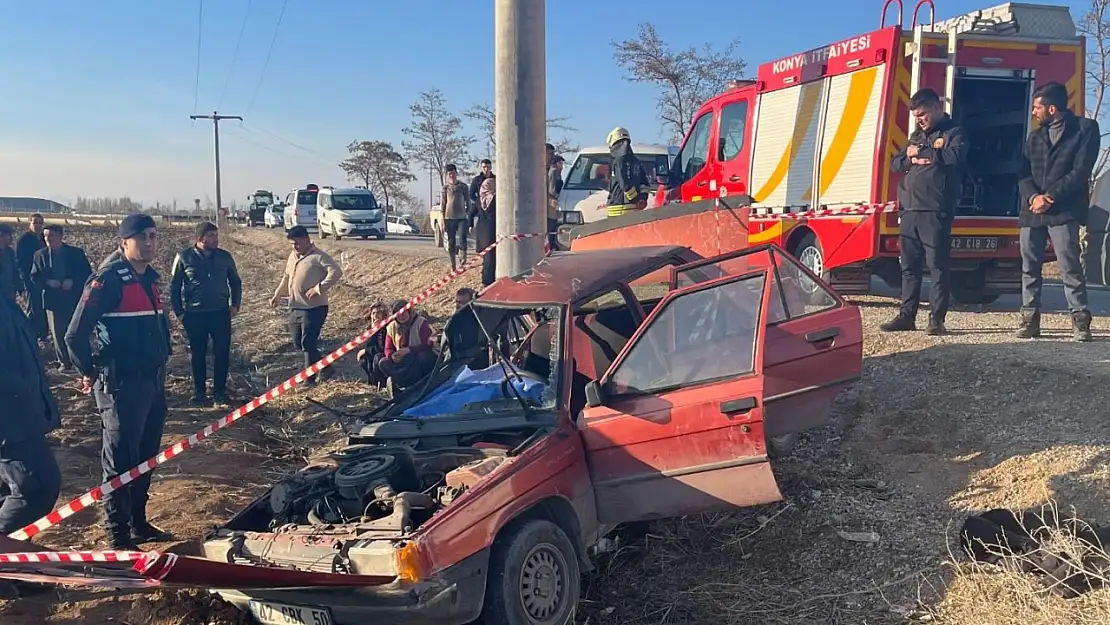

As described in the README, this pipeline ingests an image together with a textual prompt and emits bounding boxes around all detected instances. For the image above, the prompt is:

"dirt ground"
[2,225,1108,625]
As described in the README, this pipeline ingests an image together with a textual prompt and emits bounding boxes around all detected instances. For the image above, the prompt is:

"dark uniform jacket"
[606,142,650,208]
[169,246,243,317]
[0,247,18,300]
[65,259,171,380]
[30,243,92,311]
[891,115,967,213]
[0,297,60,445]
[15,231,44,292]
[1017,112,1101,228]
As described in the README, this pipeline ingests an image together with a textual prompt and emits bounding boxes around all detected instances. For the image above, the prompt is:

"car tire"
[320,226,328,239]
[480,519,579,625]
[376,233,385,240]
[332,224,343,241]
[360,235,368,240]
[433,225,443,248]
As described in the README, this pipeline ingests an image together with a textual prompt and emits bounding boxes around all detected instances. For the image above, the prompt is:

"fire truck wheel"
[790,231,831,301]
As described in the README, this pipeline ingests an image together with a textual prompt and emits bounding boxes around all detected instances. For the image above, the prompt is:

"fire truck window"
[718,101,749,162]
[675,112,714,183]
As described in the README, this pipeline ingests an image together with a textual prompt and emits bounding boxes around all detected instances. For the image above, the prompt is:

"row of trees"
[337,21,747,210]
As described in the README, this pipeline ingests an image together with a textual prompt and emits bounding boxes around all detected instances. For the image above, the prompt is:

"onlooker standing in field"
[881,88,966,336]
[31,225,92,372]
[547,155,565,251]
[170,222,243,405]
[0,224,19,301]
[470,159,493,227]
[15,214,47,339]
[476,174,498,286]
[66,214,173,550]
[269,226,343,384]
[0,292,61,540]
[442,164,472,271]
[1015,81,1100,342]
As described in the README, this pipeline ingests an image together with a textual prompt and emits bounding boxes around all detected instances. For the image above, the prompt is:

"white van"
[282,184,320,230]
[317,187,386,240]
[557,144,677,224]
[387,214,420,235]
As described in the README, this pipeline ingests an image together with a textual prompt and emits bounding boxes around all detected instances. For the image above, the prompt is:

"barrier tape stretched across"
[6,232,544,543]
[748,202,897,221]
[0,549,149,565]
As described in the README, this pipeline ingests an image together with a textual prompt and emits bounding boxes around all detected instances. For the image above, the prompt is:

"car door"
[670,244,863,443]
[579,270,781,525]
[673,109,719,204]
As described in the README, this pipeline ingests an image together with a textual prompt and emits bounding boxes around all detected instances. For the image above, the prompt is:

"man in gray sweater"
[269,226,343,383]
[442,163,472,271]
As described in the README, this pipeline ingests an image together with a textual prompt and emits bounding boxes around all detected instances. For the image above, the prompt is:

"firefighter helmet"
[606,127,631,148]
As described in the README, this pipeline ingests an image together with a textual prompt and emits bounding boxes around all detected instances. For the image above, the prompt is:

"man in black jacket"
[0,295,61,538]
[0,224,18,301]
[169,222,243,405]
[14,214,47,339]
[881,88,967,336]
[30,225,93,372]
[469,159,492,221]
[1016,82,1099,341]
[66,214,173,550]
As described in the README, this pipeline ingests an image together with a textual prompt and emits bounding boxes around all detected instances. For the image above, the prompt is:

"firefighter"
[604,127,650,218]
[65,214,174,550]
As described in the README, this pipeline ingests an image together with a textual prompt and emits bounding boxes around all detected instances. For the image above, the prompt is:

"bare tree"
[463,103,580,158]
[1079,0,1110,180]
[401,89,474,186]
[611,23,746,142]
[339,140,416,211]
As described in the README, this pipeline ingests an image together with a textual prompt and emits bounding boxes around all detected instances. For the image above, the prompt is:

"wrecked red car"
[2,242,861,625]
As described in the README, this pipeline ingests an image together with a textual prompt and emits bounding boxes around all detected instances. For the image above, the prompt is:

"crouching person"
[377,299,437,392]
[357,302,390,388]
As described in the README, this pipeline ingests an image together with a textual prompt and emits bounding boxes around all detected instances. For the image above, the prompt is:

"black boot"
[107,529,141,551]
[132,520,174,544]
[925,318,948,336]
[880,315,916,332]
[1014,311,1041,339]
[1072,310,1093,342]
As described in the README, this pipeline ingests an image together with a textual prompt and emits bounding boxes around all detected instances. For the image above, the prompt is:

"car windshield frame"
[332,194,378,210]
[563,153,671,192]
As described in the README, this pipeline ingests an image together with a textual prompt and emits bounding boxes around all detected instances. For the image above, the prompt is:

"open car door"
[670,244,864,448]
[578,268,781,525]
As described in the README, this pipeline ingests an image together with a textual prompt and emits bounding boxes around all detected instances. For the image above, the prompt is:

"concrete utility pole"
[190,111,242,228]
[494,0,547,278]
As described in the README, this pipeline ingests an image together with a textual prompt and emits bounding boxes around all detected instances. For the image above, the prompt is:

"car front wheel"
[480,519,579,625]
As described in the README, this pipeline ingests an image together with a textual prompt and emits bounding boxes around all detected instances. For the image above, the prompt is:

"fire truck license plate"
[951,237,998,251]
[248,600,333,625]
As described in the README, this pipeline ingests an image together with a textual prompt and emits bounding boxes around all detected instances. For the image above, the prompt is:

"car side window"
[607,274,764,395]
[764,252,839,324]
[718,101,749,162]
[673,112,714,184]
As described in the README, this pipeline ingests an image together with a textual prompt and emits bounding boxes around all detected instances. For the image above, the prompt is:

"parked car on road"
[317,187,386,241]
[282,184,320,230]
[20,242,862,625]
[387,214,420,235]
[263,204,284,229]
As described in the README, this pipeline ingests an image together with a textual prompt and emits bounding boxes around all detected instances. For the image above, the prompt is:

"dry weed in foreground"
[934,504,1110,625]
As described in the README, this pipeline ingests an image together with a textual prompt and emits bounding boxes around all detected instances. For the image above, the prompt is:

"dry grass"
[3,225,1108,624]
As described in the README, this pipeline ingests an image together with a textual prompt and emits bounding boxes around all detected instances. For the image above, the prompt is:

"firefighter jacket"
[65,259,172,379]
[606,142,650,215]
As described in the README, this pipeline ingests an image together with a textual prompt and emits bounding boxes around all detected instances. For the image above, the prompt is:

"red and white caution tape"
[0,549,148,565]
[7,232,543,542]
[749,202,897,221]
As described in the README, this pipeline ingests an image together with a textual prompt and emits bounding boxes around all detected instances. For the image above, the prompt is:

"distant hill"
[0,197,72,213]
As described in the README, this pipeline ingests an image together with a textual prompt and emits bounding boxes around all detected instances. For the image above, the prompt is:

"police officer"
[65,214,173,550]
[604,127,650,218]
[881,88,967,336]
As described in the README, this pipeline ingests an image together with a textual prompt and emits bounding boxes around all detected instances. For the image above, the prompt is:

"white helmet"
[606,126,631,148]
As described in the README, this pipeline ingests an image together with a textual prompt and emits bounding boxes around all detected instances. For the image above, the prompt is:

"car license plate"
[951,236,998,251]
[248,600,334,625]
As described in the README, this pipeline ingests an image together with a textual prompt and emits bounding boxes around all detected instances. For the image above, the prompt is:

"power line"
[244,0,288,117]
[240,123,332,161]
[217,0,253,109]
[192,0,204,115]
[228,126,336,169]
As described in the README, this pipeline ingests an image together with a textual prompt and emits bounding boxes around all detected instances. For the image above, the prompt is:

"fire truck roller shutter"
[749,80,826,213]
[813,64,885,208]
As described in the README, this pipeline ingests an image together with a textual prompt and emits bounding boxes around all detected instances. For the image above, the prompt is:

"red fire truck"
[653,0,1081,303]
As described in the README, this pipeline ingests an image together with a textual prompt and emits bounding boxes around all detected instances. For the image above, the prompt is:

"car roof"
[479,245,696,306]
[322,187,373,195]
[574,143,675,156]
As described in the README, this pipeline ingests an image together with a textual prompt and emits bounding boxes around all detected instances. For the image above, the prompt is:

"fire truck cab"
[656,0,1080,304]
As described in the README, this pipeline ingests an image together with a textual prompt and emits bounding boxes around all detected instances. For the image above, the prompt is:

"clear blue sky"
[0,0,1090,208]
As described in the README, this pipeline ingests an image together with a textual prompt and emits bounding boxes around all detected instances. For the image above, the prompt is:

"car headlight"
[367,210,382,220]
[560,210,583,225]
